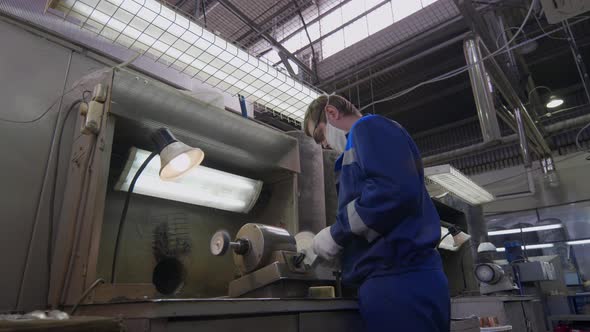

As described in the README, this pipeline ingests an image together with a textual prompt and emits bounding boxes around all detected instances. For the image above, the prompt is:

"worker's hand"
[313,227,342,261]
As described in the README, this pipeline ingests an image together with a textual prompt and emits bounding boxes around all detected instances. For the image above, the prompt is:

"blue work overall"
[331,115,450,332]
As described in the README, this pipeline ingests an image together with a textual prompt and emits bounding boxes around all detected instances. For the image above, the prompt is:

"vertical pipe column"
[564,21,590,104]
[464,36,502,142]
[515,107,536,194]
[515,108,531,168]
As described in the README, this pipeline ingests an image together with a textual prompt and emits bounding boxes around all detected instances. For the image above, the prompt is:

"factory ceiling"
[167,1,588,135]
[173,0,590,174]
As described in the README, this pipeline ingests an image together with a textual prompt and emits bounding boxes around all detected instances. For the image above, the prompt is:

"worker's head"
[303,94,360,148]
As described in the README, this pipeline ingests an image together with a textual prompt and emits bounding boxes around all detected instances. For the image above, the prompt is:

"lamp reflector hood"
[151,128,204,180]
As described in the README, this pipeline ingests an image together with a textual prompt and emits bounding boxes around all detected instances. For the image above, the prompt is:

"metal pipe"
[563,20,590,104]
[511,107,536,197]
[544,112,590,133]
[318,16,466,89]
[333,34,467,94]
[422,137,512,165]
[476,39,552,155]
[423,112,590,165]
[464,36,502,142]
[515,108,531,168]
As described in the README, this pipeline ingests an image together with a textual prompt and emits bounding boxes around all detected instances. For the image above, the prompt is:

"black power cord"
[46,98,84,303]
[110,151,158,283]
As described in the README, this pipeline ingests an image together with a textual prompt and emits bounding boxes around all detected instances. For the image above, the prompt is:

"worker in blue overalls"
[303,94,450,332]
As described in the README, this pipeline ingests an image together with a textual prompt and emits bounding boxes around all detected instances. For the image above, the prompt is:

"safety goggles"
[311,98,330,144]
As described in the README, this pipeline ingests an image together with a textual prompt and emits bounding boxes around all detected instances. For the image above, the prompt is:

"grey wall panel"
[0,18,110,311]
[53,53,107,239]
[474,154,590,214]
[98,191,246,298]
[16,52,108,311]
[0,19,71,312]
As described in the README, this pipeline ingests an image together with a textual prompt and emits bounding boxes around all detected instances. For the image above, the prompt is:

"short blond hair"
[302,94,358,136]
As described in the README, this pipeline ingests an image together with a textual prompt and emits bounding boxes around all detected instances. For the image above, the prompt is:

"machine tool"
[474,242,519,295]
[210,224,328,298]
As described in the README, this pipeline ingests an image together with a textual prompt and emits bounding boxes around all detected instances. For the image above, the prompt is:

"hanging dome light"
[546,96,564,109]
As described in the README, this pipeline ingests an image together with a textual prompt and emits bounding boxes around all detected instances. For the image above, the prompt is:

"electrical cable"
[358,0,540,112]
[575,121,590,152]
[46,97,87,305]
[481,151,584,189]
[70,278,104,315]
[495,27,525,48]
[110,151,158,283]
[533,13,569,40]
[0,86,82,123]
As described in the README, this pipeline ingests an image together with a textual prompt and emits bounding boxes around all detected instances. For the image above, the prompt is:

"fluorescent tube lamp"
[49,0,320,121]
[546,96,564,109]
[425,165,494,205]
[488,224,563,236]
[115,147,263,213]
[567,239,590,245]
[496,243,555,252]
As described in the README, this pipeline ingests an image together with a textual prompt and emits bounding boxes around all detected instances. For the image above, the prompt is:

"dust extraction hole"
[152,258,186,295]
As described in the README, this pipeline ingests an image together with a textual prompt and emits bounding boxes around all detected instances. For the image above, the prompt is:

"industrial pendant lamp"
[151,128,204,180]
[546,95,565,109]
[528,86,564,110]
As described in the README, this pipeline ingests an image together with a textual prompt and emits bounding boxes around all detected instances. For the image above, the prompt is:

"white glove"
[313,226,342,261]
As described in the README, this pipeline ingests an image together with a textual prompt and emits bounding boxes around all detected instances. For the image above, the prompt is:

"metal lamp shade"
[159,141,204,180]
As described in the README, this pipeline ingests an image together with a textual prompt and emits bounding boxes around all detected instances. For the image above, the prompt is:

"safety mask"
[325,122,347,154]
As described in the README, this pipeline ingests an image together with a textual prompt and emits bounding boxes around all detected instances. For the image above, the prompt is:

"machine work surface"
[71,298,359,318]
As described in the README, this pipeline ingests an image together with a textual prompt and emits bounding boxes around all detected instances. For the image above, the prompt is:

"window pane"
[306,22,321,42]
[322,29,345,59]
[391,0,422,22]
[283,32,304,52]
[320,8,342,35]
[341,0,366,23]
[367,2,394,35]
[261,50,281,64]
[343,17,368,47]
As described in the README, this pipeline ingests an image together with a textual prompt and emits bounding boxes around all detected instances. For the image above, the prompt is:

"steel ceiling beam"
[380,81,471,117]
[231,0,298,45]
[318,15,466,91]
[269,0,391,66]
[256,0,354,58]
[333,33,467,94]
[354,56,466,107]
[453,0,552,157]
[215,0,316,79]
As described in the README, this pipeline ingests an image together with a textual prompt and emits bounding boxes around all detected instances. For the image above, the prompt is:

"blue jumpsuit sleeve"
[331,118,424,244]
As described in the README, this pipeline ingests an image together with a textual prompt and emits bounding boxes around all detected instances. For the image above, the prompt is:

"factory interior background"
[1,0,590,331]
